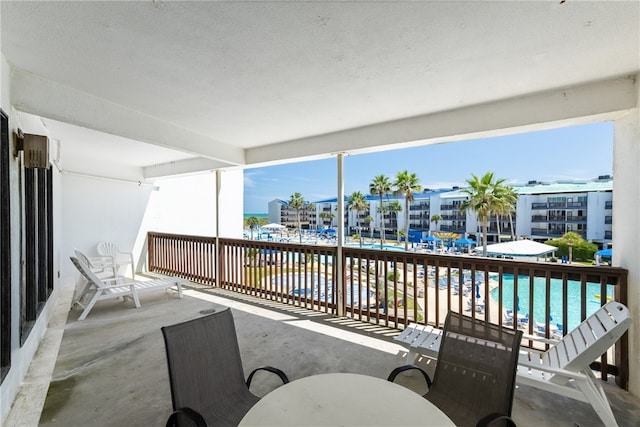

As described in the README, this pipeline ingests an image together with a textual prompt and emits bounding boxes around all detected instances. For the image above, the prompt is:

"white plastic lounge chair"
[393,322,443,363]
[74,249,113,277]
[71,249,118,310]
[517,301,631,427]
[394,301,632,427]
[70,256,186,321]
[96,241,135,280]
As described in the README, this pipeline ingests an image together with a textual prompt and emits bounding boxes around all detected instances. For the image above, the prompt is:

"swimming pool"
[271,273,376,307]
[490,274,614,330]
[346,243,405,251]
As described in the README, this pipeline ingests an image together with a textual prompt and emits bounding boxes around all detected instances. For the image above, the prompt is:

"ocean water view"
[244,213,268,220]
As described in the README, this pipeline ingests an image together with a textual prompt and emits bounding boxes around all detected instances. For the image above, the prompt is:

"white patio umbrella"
[262,223,286,231]
[477,240,557,257]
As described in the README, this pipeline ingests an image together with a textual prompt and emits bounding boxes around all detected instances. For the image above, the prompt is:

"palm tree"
[319,211,335,227]
[377,203,389,243]
[430,214,442,234]
[393,170,422,251]
[370,175,392,248]
[460,172,505,256]
[492,184,518,242]
[306,202,315,231]
[289,192,305,243]
[365,215,374,239]
[387,200,403,243]
[347,191,368,247]
[504,186,519,241]
[245,216,260,240]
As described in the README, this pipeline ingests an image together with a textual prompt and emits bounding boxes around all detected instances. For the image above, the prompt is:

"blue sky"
[244,122,614,214]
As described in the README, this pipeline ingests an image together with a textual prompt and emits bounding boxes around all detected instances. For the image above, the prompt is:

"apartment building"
[268,199,318,230]
[267,177,613,246]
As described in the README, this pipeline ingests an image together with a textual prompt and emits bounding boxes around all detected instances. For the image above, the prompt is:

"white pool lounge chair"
[71,249,118,310]
[394,301,632,426]
[70,256,187,321]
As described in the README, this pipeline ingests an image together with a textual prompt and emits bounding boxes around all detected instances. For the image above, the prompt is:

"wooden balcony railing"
[147,231,629,389]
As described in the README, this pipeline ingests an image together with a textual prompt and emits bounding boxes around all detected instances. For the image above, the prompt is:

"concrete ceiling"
[1,1,639,178]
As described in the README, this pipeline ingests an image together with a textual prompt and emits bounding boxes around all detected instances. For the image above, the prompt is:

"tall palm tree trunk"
[482,219,489,256]
[508,213,516,240]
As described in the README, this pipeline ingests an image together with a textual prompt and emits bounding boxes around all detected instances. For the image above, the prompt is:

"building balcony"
[9,232,636,427]
[487,225,514,233]
[532,202,587,210]
[439,224,466,233]
[530,228,587,239]
[441,214,466,220]
[409,204,429,211]
[409,221,430,230]
[409,214,428,220]
[566,216,587,223]
[439,204,461,210]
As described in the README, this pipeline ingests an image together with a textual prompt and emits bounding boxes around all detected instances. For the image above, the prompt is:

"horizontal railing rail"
[147,231,629,388]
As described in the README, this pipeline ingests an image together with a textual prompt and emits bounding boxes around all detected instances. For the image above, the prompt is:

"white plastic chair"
[96,242,135,280]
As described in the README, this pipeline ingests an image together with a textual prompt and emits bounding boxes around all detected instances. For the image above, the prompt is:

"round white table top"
[239,372,455,426]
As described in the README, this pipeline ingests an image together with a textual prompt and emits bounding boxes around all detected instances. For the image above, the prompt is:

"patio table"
[239,372,455,426]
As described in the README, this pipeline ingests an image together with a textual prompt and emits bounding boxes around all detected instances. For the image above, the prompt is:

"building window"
[1,109,10,382]
[21,153,53,343]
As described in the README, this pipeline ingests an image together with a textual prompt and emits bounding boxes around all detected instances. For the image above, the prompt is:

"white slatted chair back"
[71,255,114,290]
[96,242,135,279]
[542,301,630,381]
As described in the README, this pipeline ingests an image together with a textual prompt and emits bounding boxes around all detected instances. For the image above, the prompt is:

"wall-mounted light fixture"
[14,129,50,169]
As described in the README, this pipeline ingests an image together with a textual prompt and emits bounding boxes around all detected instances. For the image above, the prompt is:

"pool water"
[346,243,405,251]
[490,274,614,330]
[271,273,376,307]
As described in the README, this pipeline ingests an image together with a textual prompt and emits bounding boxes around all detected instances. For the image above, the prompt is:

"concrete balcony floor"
[5,281,640,427]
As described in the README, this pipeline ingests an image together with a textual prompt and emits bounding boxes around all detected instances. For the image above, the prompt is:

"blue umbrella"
[475,283,481,299]
[454,238,476,246]
[423,236,442,242]
[595,248,612,257]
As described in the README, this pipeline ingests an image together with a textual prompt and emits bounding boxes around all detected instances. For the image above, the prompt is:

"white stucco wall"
[1,54,62,425]
[142,173,217,238]
[141,169,242,240]
[59,173,155,280]
[614,107,640,395]
[60,169,245,280]
[217,169,244,239]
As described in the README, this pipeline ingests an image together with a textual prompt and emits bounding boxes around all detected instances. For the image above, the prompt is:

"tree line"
[276,171,520,254]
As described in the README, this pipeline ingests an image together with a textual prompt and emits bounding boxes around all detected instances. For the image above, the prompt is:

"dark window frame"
[1,109,11,382]
[20,147,54,345]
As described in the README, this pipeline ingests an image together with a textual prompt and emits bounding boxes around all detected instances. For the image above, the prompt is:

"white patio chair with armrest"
[70,256,186,321]
[393,301,632,427]
[96,241,135,280]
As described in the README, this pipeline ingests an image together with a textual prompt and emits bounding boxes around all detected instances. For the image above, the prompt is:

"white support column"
[613,103,640,396]
[215,170,221,287]
[336,154,345,317]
